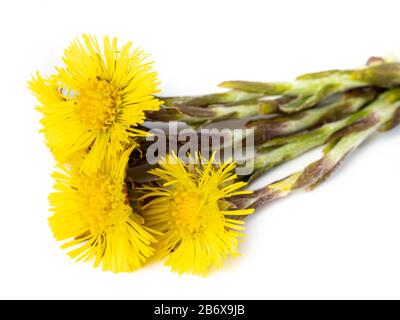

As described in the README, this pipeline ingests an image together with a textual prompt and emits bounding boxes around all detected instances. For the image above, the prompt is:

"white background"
[1,0,400,300]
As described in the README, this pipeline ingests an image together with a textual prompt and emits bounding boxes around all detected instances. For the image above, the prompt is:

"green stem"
[158,90,262,107]
[247,88,378,144]
[147,98,280,127]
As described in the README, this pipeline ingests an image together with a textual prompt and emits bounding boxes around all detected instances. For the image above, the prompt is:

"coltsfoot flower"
[141,154,254,276]
[49,148,157,273]
[29,34,161,174]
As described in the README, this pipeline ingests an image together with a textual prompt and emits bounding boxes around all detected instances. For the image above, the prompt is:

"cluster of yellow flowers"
[30,35,254,275]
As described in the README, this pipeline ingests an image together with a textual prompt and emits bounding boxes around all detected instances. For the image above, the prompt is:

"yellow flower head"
[29,34,161,174]
[141,153,254,275]
[49,148,157,273]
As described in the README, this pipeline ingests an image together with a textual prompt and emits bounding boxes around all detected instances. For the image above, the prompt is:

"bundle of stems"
[132,59,400,186]
[230,88,400,210]
[146,59,400,128]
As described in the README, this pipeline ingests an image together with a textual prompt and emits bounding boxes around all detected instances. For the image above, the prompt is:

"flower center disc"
[78,175,115,233]
[171,191,207,234]
[76,78,120,131]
